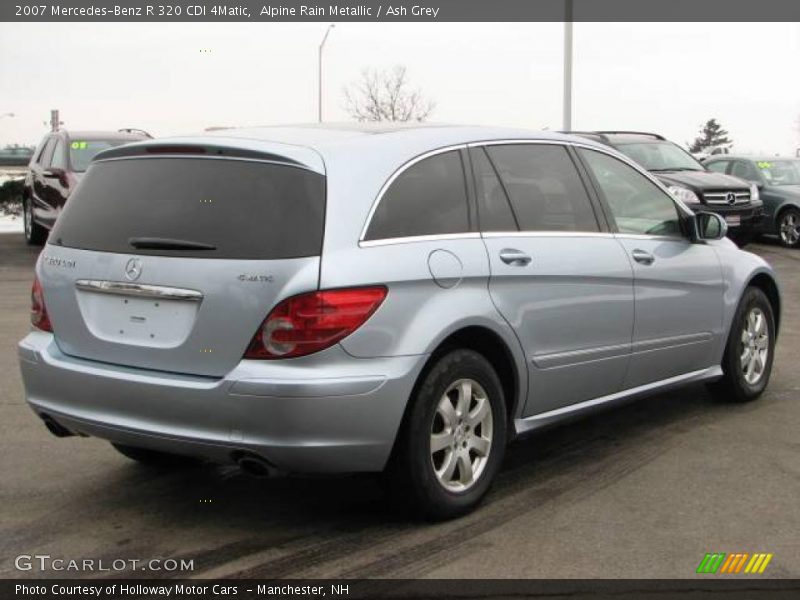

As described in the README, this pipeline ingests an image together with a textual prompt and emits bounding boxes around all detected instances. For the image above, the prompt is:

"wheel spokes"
[457,452,474,485]
[431,431,454,454]
[430,378,494,492]
[456,380,472,417]
[437,395,457,429]
[468,396,490,427]
[469,435,491,457]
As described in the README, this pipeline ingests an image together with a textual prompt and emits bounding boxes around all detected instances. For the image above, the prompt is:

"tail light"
[244,286,387,360]
[31,275,53,332]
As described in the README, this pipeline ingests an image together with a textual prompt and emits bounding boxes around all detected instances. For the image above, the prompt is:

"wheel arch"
[775,202,800,224]
[390,323,527,465]
[747,272,781,335]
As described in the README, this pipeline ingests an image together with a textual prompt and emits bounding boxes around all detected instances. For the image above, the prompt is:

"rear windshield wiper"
[129,237,217,251]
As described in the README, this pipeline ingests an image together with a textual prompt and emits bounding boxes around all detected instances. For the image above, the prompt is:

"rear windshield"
[50,157,326,259]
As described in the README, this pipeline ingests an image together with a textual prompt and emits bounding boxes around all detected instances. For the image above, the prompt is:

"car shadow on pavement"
[18,382,737,578]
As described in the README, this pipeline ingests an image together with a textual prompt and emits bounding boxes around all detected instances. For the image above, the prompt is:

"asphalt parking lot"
[1,231,798,580]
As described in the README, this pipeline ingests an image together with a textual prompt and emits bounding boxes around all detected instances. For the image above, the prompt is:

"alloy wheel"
[779,212,800,246]
[740,307,769,385]
[24,200,32,240]
[430,378,493,492]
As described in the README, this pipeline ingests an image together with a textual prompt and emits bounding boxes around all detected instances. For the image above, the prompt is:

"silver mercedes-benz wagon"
[18,125,780,518]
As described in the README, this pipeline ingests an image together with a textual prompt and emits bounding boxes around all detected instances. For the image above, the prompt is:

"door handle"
[499,248,532,266]
[631,249,655,265]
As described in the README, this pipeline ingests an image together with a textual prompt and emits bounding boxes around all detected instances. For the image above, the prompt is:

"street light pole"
[562,0,573,131]
[318,24,335,123]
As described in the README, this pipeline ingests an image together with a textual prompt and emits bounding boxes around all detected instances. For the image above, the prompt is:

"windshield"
[68,139,136,172]
[614,141,704,172]
[756,159,800,186]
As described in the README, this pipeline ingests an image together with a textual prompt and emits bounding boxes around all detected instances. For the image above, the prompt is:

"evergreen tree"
[688,119,732,153]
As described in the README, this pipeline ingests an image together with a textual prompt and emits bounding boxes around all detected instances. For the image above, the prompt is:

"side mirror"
[43,167,67,185]
[694,211,728,241]
[43,167,64,178]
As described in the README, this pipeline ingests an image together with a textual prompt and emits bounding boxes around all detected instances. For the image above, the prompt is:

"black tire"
[708,287,775,403]
[728,231,753,248]
[112,443,198,467]
[23,198,47,246]
[776,207,800,248]
[389,349,507,519]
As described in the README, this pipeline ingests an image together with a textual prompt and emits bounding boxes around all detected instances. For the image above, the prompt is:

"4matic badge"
[41,255,76,269]
[237,274,274,283]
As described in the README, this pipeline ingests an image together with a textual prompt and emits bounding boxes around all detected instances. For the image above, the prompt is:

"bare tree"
[344,66,435,123]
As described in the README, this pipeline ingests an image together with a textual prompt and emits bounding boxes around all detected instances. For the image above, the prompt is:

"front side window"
[579,149,682,237]
[364,150,470,241]
[484,144,600,232]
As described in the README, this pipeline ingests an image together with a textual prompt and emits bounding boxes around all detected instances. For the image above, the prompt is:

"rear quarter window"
[50,157,326,259]
[364,150,471,241]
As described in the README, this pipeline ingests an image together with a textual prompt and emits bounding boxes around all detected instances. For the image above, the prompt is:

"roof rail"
[594,131,666,140]
[118,128,153,138]
[559,131,612,144]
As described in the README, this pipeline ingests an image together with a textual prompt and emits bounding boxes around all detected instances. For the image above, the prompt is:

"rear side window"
[50,157,325,259]
[364,150,470,241]
[485,144,600,232]
[471,147,519,231]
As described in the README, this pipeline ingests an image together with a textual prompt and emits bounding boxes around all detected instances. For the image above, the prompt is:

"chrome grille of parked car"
[704,191,751,205]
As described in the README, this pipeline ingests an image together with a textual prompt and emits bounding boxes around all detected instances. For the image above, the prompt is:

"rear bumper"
[18,331,425,473]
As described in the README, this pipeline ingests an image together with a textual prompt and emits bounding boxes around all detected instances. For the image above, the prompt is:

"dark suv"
[23,129,150,245]
[569,132,763,246]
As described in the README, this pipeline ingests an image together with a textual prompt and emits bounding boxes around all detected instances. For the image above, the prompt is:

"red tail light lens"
[31,275,53,332]
[244,286,387,359]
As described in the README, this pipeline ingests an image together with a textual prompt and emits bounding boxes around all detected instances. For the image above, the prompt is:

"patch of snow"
[0,213,24,234]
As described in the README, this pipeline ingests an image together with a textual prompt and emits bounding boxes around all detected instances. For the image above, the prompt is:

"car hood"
[652,170,749,192]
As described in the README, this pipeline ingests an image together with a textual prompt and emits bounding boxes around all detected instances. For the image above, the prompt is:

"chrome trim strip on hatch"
[75,280,203,302]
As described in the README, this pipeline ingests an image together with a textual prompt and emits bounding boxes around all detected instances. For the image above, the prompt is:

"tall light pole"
[318,24,335,123]
[562,0,573,131]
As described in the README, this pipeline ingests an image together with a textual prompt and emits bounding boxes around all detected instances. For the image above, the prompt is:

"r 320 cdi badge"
[18,125,780,518]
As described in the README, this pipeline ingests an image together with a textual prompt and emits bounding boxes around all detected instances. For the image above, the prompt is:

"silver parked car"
[18,125,780,518]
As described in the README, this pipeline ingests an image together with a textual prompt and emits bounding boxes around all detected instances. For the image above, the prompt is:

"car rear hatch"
[39,145,325,377]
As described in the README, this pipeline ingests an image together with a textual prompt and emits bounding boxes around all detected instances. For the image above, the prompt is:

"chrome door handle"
[631,249,655,265]
[499,248,532,266]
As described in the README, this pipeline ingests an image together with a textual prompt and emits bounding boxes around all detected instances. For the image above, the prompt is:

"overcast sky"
[1,22,799,154]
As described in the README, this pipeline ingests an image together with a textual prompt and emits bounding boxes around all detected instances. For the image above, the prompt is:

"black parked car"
[704,156,800,249]
[23,129,150,245]
[569,132,763,246]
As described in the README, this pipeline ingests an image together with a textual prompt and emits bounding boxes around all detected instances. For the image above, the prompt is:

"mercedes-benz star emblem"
[124,258,143,281]
[726,192,737,205]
